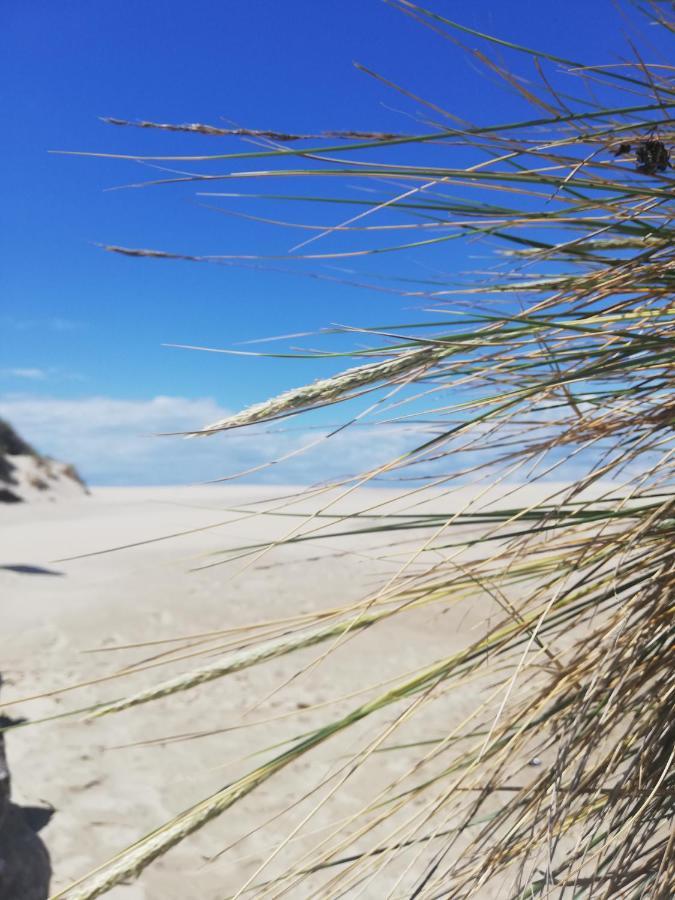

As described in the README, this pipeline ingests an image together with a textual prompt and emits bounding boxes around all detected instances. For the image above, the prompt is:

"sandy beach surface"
[0,483,579,899]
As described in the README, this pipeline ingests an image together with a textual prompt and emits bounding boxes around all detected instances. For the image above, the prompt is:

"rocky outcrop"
[0,680,52,899]
[0,419,88,503]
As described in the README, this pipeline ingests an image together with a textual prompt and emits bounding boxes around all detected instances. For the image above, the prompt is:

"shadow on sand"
[0,565,64,577]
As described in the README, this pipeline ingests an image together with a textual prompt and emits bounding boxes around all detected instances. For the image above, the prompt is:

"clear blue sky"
[1,1,668,483]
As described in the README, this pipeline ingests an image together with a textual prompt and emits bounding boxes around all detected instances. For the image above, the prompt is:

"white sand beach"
[0,484,584,898]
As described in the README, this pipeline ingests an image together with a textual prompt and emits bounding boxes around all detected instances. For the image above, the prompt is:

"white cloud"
[1,393,632,488]
[0,316,83,332]
[0,367,83,384]
[0,368,47,380]
[0,394,418,486]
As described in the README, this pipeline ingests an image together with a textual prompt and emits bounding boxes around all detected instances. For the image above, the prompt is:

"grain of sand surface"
[0,484,580,898]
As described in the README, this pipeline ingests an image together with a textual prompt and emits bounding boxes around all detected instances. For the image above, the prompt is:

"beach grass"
[45,2,675,896]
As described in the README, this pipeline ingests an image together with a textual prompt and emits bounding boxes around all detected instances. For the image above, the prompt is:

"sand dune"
[0,419,88,505]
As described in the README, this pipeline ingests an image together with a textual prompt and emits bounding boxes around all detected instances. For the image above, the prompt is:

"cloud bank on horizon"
[0,393,420,487]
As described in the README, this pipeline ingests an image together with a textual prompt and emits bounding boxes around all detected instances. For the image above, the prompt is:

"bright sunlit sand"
[1,482,577,898]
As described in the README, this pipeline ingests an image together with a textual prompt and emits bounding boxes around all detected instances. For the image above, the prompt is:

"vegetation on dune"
[42,1,675,896]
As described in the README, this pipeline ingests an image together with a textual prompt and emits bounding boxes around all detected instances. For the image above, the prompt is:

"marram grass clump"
[48,2,675,897]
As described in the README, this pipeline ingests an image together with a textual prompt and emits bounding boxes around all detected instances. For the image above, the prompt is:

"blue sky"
[1,1,668,483]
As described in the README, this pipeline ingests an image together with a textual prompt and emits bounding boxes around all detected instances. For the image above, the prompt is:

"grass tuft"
[51,3,675,896]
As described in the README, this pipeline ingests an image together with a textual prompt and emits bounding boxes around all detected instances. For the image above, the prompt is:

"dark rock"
[0,806,52,900]
[0,733,9,832]
[0,686,51,899]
